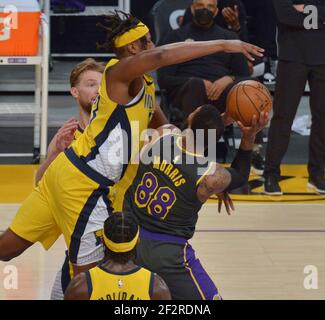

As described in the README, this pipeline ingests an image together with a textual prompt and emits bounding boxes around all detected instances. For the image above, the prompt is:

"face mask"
[193,8,214,27]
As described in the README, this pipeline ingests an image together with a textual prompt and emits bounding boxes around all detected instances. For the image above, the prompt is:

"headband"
[114,22,149,48]
[103,227,140,253]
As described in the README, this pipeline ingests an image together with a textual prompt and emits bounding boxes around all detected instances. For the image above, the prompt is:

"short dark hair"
[97,10,147,55]
[191,104,225,149]
[103,212,139,264]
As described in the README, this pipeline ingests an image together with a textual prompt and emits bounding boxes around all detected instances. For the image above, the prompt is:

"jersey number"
[135,172,176,220]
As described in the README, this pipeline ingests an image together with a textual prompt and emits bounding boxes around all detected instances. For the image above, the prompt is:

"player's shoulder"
[105,58,120,70]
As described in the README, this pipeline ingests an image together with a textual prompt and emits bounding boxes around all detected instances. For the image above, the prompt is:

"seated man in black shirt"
[181,0,249,41]
[158,0,265,173]
[158,0,250,118]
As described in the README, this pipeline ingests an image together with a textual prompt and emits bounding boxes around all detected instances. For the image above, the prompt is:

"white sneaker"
[263,72,276,85]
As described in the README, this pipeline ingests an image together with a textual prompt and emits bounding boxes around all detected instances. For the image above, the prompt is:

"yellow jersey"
[86,265,154,300]
[74,126,84,140]
[10,58,156,267]
[68,58,156,187]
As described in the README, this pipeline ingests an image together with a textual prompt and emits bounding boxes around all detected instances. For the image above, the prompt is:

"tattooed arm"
[196,162,232,204]
[196,162,244,215]
[196,112,269,214]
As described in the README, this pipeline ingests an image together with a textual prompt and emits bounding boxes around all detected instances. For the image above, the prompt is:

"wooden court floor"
[0,165,325,300]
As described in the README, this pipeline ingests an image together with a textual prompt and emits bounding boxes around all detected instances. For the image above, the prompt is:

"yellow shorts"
[10,186,61,250]
[10,149,114,265]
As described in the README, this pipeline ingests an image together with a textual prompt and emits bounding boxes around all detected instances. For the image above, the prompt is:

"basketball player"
[123,104,269,300]
[35,59,104,300]
[64,212,171,300]
[35,58,104,185]
[0,11,263,280]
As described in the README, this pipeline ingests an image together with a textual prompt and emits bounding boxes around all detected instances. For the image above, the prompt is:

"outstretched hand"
[217,192,235,215]
[223,40,264,62]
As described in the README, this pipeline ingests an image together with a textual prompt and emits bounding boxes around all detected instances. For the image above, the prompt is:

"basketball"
[226,80,273,126]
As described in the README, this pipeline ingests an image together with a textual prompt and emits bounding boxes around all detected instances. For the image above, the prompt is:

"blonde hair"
[70,58,105,87]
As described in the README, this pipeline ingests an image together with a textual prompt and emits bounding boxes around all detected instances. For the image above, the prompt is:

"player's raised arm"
[197,112,269,209]
[98,12,263,104]
[110,39,264,85]
[197,163,232,200]
[232,112,269,181]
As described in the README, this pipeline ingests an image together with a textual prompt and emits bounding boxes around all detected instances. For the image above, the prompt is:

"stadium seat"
[149,0,191,45]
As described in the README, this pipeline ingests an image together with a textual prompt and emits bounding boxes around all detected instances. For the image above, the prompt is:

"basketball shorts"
[10,150,113,265]
[135,228,222,300]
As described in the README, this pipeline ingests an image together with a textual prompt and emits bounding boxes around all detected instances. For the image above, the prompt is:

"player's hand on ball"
[223,40,264,61]
[217,192,234,215]
[237,112,269,139]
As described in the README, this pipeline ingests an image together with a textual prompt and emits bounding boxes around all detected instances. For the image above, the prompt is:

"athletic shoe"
[263,72,276,85]
[264,175,283,195]
[307,176,325,194]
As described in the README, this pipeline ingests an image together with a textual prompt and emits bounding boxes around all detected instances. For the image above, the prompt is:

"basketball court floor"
[0,164,324,300]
